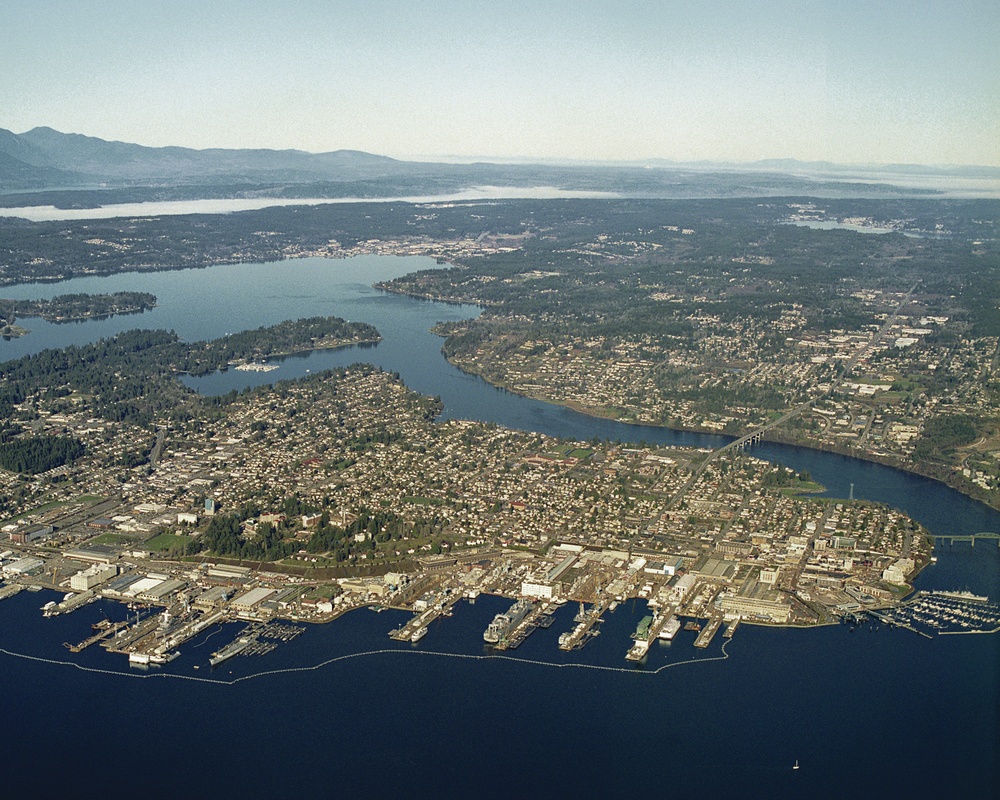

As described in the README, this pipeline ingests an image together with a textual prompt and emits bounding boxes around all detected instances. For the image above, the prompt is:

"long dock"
[65,619,131,653]
[492,602,553,651]
[0,584,24,601]
[388,593,462,642]
[104,612,166,654]
[45,589,96,616]
[646,606,678,641]
[558,601,606,650]
[694,616,723,648]
[869,609,933,639]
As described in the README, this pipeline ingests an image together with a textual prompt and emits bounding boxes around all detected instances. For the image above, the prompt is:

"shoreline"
[0,324,29,338]
[175,336,382,376]
[235,335,383,363]
[13,306,156,324]
[438,352,1000,513]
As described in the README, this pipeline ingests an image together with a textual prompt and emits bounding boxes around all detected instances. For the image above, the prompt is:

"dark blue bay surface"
[1,257,997,798]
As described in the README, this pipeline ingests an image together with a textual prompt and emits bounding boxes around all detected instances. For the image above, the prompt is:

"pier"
[694,616,723,648]
[44,589,96,617]
[65,618,131,653]
[208,621,305,666]
[105,611,162,654]
[491,602,554,651]
[388,593,462,643]
[558,601,606,650]
[645,607,679,641]
[0,584,24,601]
[869,610,933,639]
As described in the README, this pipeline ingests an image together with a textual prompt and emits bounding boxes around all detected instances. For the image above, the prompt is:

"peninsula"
[0,323,955,667]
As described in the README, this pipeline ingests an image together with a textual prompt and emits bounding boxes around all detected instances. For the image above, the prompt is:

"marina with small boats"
[872,590,1000,636]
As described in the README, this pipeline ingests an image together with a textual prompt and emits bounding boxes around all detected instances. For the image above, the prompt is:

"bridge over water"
[668,283,920,509]
[930,532,1000,547]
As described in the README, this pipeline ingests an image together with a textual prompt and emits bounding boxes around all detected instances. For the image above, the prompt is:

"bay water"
[0,256,996,798]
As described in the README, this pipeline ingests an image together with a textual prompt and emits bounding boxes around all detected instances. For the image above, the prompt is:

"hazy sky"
[2,0,998,165]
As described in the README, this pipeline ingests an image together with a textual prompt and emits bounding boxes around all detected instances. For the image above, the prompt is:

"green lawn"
[779,480,827,496]
[87,532,138,546]
[144,532,191,552]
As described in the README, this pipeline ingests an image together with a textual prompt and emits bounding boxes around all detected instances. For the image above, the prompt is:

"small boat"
[793,760,800,770]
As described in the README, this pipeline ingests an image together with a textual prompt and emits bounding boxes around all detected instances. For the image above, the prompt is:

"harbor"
[694,616,723,648]
[558,601,606,651]
[388,585,464,643]
[208,622,304,667]
[875,589,1000,637]
[1,545,997,800]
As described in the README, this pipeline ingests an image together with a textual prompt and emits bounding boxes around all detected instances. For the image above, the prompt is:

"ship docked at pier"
[658,615,681,641]
[483,599,534,645]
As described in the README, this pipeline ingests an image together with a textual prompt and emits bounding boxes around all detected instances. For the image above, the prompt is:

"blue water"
[1,256,997,798]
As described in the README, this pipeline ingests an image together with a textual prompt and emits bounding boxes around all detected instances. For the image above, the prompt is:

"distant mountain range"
[0,126,422,188]
[1,126,997,201]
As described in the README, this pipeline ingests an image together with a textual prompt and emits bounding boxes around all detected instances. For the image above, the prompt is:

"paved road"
[668,282,920,509]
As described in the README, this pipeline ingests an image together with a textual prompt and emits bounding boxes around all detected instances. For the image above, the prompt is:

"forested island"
[0,292,157,338]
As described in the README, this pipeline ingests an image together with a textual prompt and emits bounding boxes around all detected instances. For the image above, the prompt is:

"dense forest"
[0,434,85,474]
[912,413,980,461]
